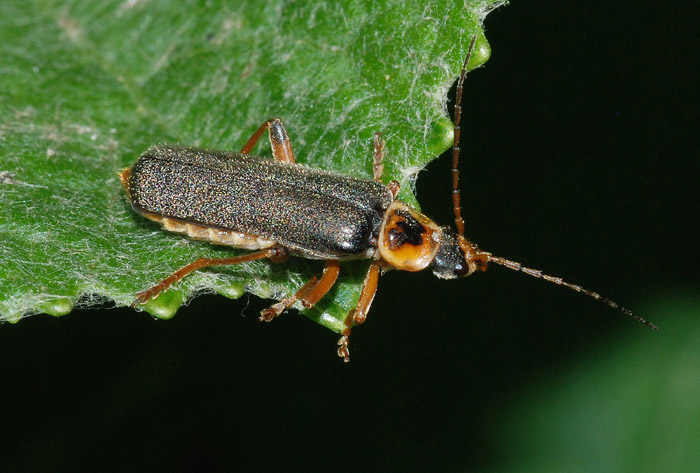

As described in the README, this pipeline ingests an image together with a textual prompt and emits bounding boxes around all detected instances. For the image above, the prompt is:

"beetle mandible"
[120,36,657,361]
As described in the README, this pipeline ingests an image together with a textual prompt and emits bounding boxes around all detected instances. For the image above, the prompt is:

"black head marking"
[387,209,426,249]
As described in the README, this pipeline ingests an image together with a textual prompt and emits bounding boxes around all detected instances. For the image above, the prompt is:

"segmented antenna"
[487,255,659,330]
[451,36,654,331]
[452,34,478,237]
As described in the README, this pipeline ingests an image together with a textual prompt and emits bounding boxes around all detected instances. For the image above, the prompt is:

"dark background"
[2,1,697,472]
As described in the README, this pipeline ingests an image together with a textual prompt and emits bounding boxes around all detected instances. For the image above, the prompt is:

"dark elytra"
[129,145,394,259]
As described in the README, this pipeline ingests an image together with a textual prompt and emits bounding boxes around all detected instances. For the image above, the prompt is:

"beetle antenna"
[452,34,478,237]
[486,254,659,330]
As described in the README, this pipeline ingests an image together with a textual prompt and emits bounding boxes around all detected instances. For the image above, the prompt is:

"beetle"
[120,36,657,361]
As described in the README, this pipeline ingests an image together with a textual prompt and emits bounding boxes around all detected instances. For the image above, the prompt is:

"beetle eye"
[454,259,470,277]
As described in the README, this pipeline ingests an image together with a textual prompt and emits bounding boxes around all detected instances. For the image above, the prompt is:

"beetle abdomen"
[126,145,394,259]
[135,210,277,250]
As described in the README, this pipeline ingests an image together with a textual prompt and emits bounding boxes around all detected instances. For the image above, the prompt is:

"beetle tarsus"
[259,301,288,322]
[258,272,324,322]
[131,280,172,307]
[131,294,148,308]
[337,333,351,362]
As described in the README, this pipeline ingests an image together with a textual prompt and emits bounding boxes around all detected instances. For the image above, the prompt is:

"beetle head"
[430,227,489,279]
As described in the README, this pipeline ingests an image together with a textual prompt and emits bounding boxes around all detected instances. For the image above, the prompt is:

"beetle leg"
[259,277,318,322]
[372,132,385,182]
[373,132,401,197]
[132,246,289,307]
[337,259,381,362]
[298,260,340,307]
[259,260,340,321]
[240,118,296,163]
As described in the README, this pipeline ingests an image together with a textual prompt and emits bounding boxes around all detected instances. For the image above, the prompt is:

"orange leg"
[240,118,296,163]
[372,132,385,182]
[259,260,340,321]
[132,246,289,307]
[372,132,400,197]
[337,260,382,362]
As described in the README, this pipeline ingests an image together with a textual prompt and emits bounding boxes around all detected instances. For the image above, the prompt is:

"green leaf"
[484,295,700,473]
[0,0,501,332]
